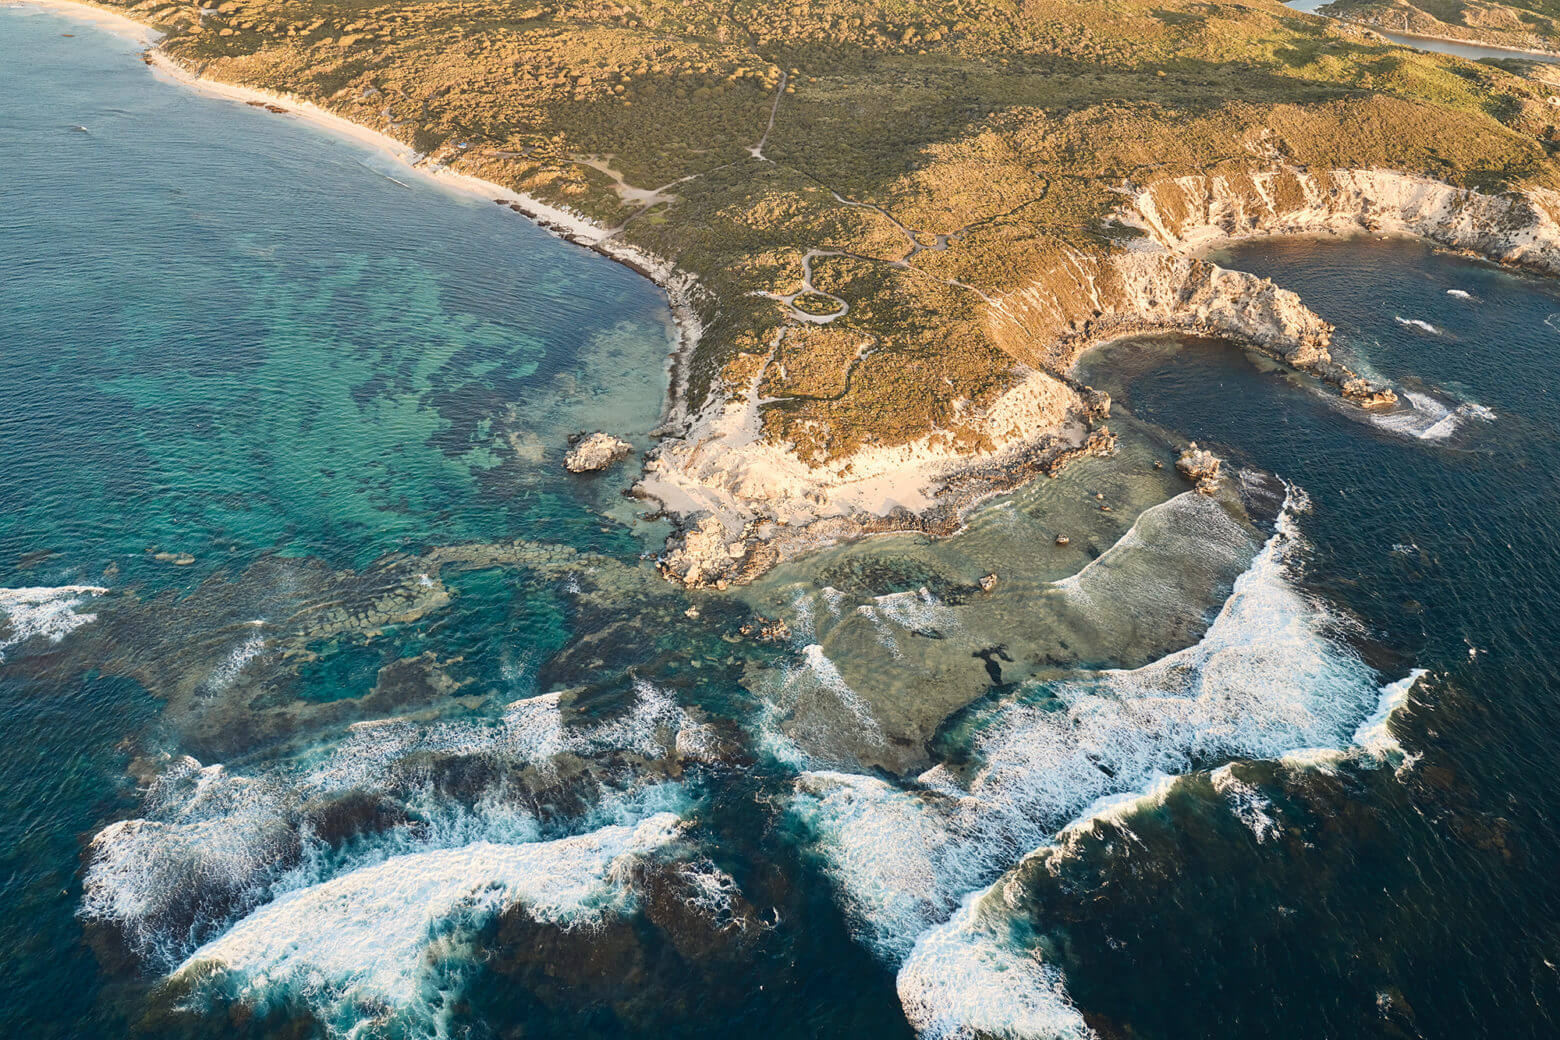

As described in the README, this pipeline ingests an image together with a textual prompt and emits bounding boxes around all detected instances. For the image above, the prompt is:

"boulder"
[1175,441,1222,495]
[564,431,633,473]
[1341,378,1399,409]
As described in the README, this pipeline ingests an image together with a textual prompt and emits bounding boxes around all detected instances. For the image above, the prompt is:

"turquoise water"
[7,8,1560,1040]
[0,8,672,585]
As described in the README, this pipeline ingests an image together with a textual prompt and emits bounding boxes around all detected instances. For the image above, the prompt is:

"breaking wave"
[1210,765,1280,843]
[791,771,971,960]
[81,681,703,966]
[802,644,882,732]
[202,629,267,694]
[1371,390,1495,442]
[1052,490,1255,629]
[1353,668,1428,757]
[0,584,108,661]
[898,892,1093,1040]
[791,488,1401,1037]
[1394,316,1440,335]
[174,813,684,1036]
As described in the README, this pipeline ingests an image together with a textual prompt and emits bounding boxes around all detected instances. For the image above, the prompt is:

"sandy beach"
[8,0,706,431]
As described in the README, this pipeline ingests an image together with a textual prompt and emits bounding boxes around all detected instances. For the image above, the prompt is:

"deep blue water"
[1068,237,1560,1038]
[5,7,1560,1040]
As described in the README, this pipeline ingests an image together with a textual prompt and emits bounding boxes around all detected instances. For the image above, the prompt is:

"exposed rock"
[978,573,999,592]
[1176,441,1222,495]
[1341,377,1399,409]
[1045,427,1118,477]
[564,431,633,473]
[1125,168,1560,278]
[739,615,791,642]
[645,166,1560,589]
[1055,535,1070,546]
[990,248,1338,378]
[1081,386,1111,418]
[659,514,745,588]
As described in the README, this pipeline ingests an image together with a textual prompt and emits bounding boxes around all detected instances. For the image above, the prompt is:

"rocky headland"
[35,0,1560,586]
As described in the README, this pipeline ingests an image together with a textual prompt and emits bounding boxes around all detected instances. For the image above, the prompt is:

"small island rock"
[1176,442,1222,495]
[564,432,633,473]
[1341,378,1399,410]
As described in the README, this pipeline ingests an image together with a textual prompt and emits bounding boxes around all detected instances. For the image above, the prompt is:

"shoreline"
[1289,4,1560,61]
[17,0,1560,592]
[7,0,1120,586]
[1375,26,1560,61]
[5,0,705,434]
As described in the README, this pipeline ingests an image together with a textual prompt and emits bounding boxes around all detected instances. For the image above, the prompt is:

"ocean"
[4,7,1559,1039]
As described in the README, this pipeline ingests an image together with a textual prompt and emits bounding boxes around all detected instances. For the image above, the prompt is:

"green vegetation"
[101,0,1560,459]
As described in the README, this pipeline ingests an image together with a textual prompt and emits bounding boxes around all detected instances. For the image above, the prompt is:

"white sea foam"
[202,632,267,693]
[1372,390,1494,442]
[676,857,749,931]
[919,493,1375,856]
[794,488,1391,1035]
[1055,773,1180,845]
[1052,492,1254,624]
[175,813,682,1035]
[797,644,884,736]
[1210,765,1280,843]
[0,584,108,661]
[791,771,971,960]
[1353,669,1428,756]
[791,587,818,642]
[898,892,1094,1040]
[1445,289,1472,300]
[81,682,699,964]
[1394,316,1440,334]
[81,759,293,963]
[862,587,958,634]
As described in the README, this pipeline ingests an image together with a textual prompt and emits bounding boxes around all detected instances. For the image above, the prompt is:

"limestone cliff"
[1125,168,1560,274]
[649,167,1560,587]
[986,249,1336,375]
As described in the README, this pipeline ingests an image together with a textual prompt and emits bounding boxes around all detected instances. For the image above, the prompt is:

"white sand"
[13,0,1085,575]
[10,0,704,431]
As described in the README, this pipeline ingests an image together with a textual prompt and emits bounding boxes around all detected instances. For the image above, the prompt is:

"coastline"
[17,0,1560,592]
[5,0,705,433]
[5,0,1109,589]
[1286,1,1560,60]
[1375,26,1560,61]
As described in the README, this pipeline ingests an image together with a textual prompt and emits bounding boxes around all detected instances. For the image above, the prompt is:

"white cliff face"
[986,249,1336,373]
[1124,168,1560,273]
[990,167,1560,393]
[645,167,1560,586]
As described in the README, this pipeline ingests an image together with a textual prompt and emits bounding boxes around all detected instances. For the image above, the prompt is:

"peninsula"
[58,0,1560,584]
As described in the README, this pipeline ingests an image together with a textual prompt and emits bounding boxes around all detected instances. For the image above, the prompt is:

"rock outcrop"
[564,432,633,473]
[989,247,1335,367]
[985,243,1401,406]
[644,168,1560,586]
[1175,442,1222,495]
[1124,168,1560,276]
